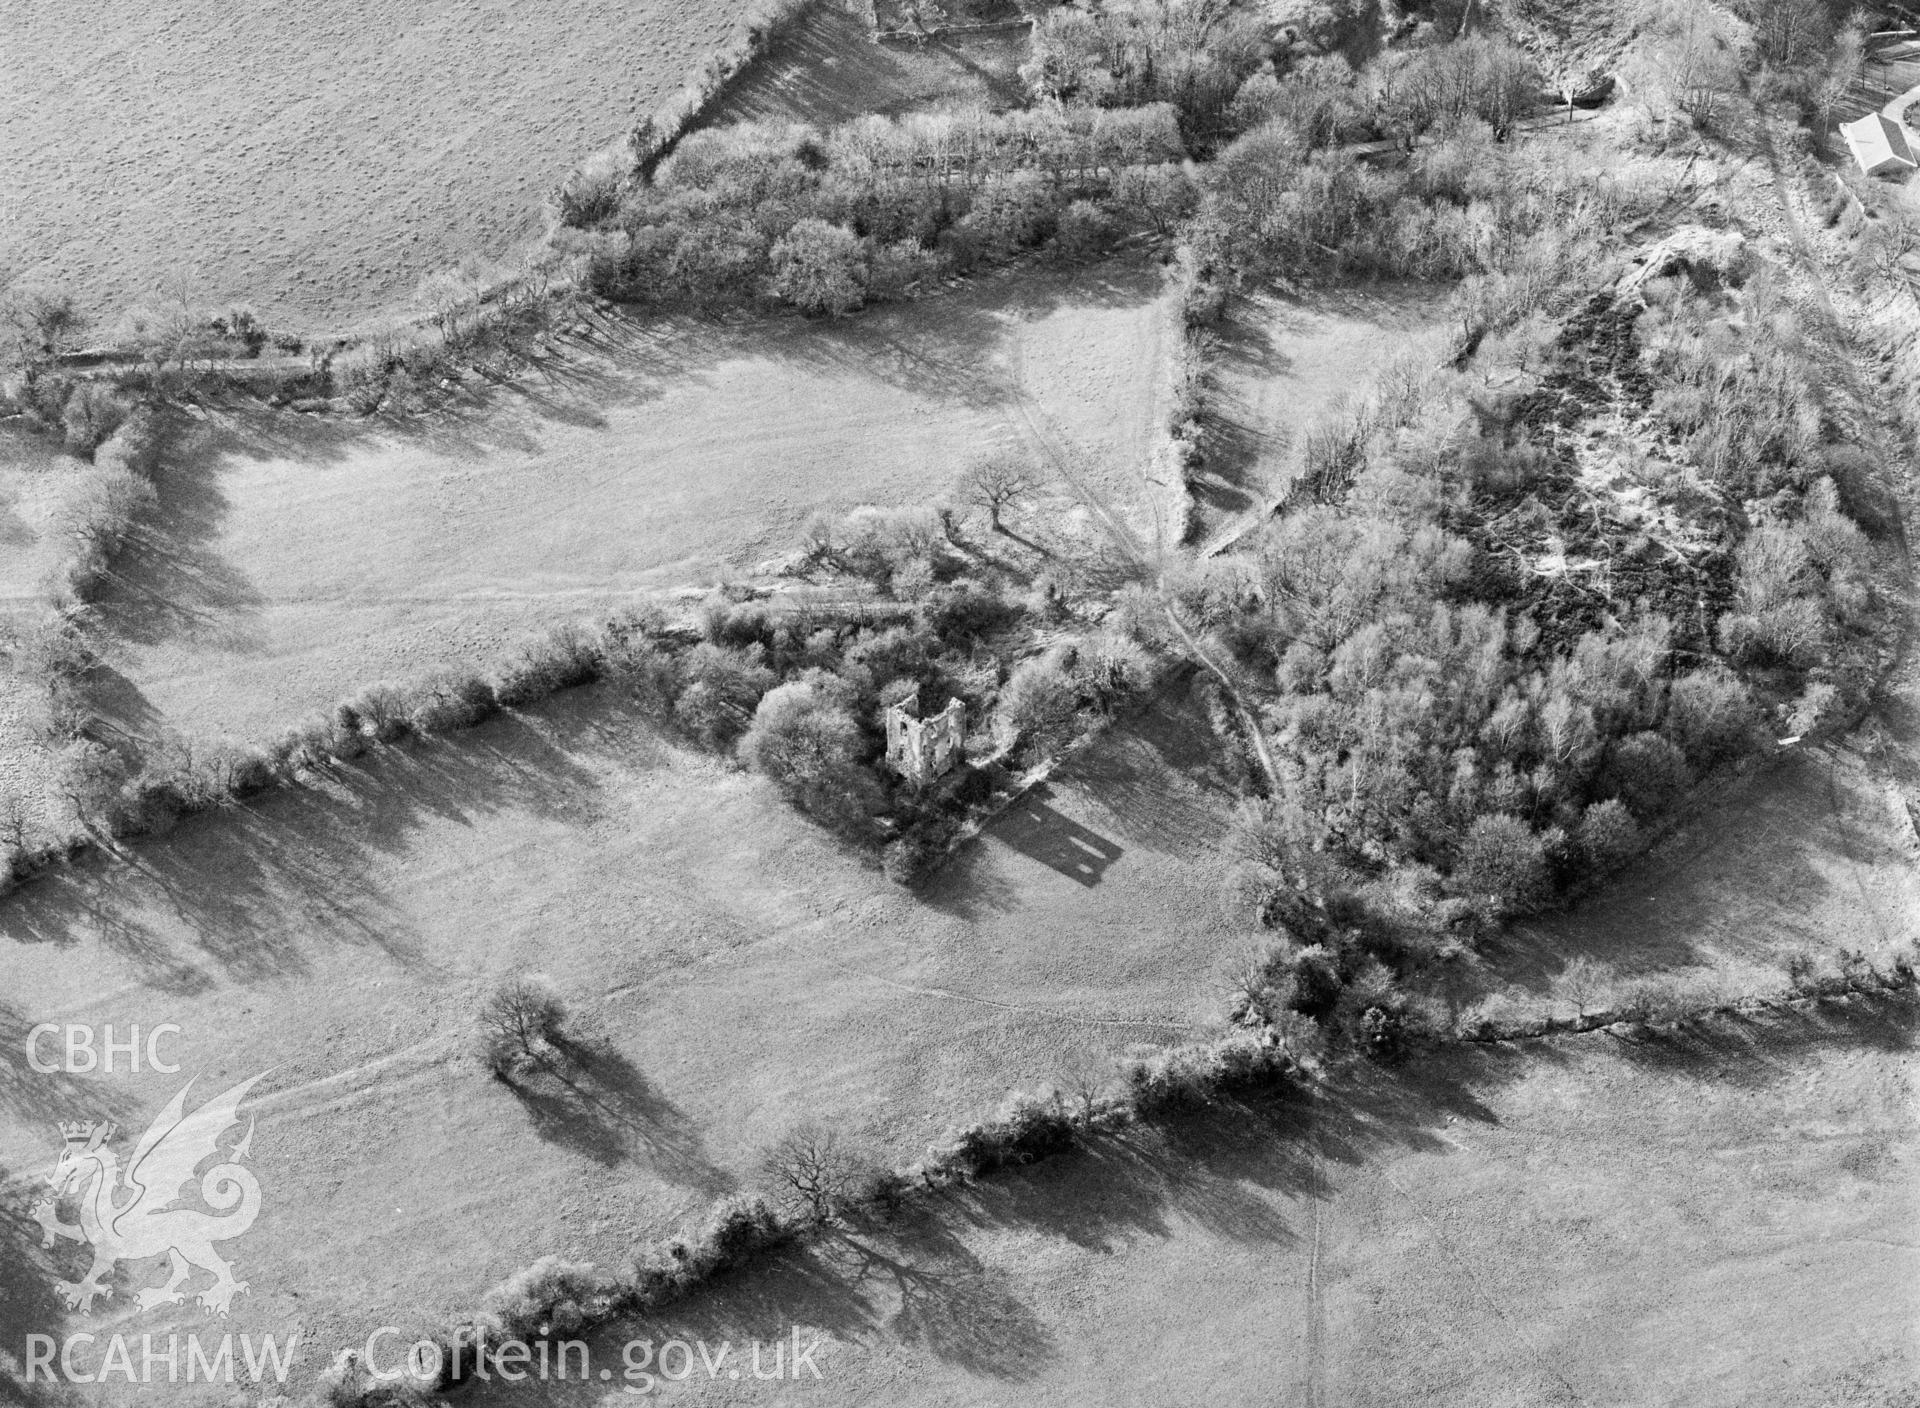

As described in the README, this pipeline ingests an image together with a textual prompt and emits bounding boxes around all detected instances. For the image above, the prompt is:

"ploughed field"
[0,0,749,331]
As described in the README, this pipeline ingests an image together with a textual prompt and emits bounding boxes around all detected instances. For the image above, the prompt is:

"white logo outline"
[33,1073,267,1317]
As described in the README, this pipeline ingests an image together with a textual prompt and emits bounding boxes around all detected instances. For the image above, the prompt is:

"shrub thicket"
[569,105,1185,308]
[1198,260,1885,930]
[1021,0,1275,147]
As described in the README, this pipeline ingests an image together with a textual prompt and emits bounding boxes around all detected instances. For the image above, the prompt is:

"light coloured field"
[1488,740,1920,1011]
[0,679,1242,1386]
[91,261,1169,746]
[1193,285,1453,547]
[0,0,749,331]
[463,1004,1919,1407]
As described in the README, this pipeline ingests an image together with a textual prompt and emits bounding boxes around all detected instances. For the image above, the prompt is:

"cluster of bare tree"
[1021,0,1278,145]
[1185,262,1884,923]
[1627,0,1867,135]
[568,105,1193,313]
[1200,111,1667,284]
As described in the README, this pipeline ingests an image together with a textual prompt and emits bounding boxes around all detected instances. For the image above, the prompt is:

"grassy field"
[0,0,750,331]
[1190,285,1453,549]
[1484,737,1920,1014]
[72,260,1168,749]
[0,678,1244,1386]
[457,999,1919,1407]
[5,26,1919,1405]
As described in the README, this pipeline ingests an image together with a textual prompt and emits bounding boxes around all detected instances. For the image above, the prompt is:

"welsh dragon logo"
[33,1074,266,1317]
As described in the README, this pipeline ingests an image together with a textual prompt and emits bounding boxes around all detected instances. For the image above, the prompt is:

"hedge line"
[318,1027,1303,1407]
[0,615,634,898]
[4,589,1157,898]
[1456,944,1919,1043]
[553,0,826,226]
[314,944,1920,1406]
[4,0,827,428]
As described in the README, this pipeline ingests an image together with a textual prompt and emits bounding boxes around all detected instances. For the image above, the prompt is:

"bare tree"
[1634,0,1745,129]
[477,975,568,1077]
[957,453,1036,533]
[1811,20,1866,148]
[1556,956,1610,1019]
[759,1122,865,1222]
[1055,1049,1114,1127]
[56,739,126,830]
[415,263,486,344]
[0,792,33,858]
[2,286,86,370]
[1748,0,1831,68]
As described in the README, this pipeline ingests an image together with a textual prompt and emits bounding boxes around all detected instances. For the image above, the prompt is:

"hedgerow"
[7,485,1163,897]
[565,103,1187,311]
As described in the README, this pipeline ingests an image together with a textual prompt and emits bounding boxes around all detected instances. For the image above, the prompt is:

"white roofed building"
[1841,112,1918,177]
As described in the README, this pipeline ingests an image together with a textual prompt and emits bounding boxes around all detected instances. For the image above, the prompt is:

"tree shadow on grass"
[708,10,1024,128]
[485,1044,1522,1408]
[1052,694,1236,858]
[943,1049,1505,1260]
[917,837,1024,922]
[0,693,639,984]
[0,1177,77,1408]
[72,663,164,744]
[618,1207,1056,1384]
[1481,746,1900,998]
[503,1036,734,1194]
[1600,987,1918,1087]
[90,413,267,657]
[822,1212,1054,1379]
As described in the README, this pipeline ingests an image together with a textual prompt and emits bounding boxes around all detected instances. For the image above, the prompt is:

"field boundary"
[316,943,1919,1408]
[23,0,852,404]
[1457,959,1918,1043]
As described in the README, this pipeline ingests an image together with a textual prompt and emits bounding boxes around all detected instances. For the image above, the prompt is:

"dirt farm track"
[0,0,750,330]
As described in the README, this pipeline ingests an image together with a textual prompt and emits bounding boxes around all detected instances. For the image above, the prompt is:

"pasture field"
[1190,285,1453,549]
[463,1001,1919,1408]
[3,9,1918,1404]
[1486,736,1920,1012]
[0,679,1242,1382]
[0,0,750,331]
[87,260,1170,748]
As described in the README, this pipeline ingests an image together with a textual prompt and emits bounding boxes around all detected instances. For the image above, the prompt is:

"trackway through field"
[78,260,1171,749]
[0,679,1247,1391]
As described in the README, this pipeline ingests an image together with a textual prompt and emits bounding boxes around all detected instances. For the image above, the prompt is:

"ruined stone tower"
[883,687,965,785]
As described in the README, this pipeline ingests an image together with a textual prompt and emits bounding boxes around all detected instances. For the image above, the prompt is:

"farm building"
[1840,112,1918,176]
